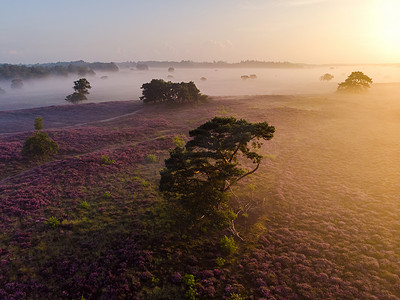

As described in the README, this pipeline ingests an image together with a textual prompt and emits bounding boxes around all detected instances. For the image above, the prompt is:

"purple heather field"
[1,87,400,299]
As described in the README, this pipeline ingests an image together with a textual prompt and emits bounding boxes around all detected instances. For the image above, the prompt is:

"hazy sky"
[1,0,399,64]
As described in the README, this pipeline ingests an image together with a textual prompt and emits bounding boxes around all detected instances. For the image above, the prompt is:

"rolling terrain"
[1,87,400,299]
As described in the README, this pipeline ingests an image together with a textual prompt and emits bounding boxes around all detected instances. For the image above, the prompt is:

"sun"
[378,0,400,53]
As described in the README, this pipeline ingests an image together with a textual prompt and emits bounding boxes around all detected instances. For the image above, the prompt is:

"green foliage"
[65,78,91,103]
[103,191,111,199]
[65,92,87,103]
[159,117,275,227]
[146,154,158,163]
[337,71,372,92]
[220,235,238,256]
[101,155,115,165]
[73,78,91,94]
[34,116,43,130]
[182,274,198,300]
[173,135,186,148]
[45,216,60,228]
[140,79,206,104]
[216,257,225,267]
[21,131,59,159]
[227,293,246,300]
[80,201,89,209]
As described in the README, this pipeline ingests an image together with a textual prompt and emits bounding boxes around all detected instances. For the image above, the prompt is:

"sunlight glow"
[378,0,400,56]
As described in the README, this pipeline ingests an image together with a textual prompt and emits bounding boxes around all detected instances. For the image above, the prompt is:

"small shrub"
[103,191,111,199]
[216,257,225,267]
[101,155,115,165]
[34,116,43,130]
[80,201,89,209]
[228,293,246,300]
[146,154,158,163]
[220,235,238,256]
[22,131,59,159]
[182,274,198,300]
[45,216,60,228]
[173,135,186,148]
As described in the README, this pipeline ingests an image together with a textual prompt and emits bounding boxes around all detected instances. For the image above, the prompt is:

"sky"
[1,0,399,64]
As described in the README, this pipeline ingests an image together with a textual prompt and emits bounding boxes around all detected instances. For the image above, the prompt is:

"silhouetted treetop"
[140,79,207,104]
[65,78,91,103]
[337,71,372,92]
[160,116,275,227]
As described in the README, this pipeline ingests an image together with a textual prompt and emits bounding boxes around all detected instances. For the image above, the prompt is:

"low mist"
[1,65,400,111]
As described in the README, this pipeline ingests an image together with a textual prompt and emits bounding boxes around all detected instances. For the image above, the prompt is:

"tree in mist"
[320,73,334,81]
[65,78,92,103]
[11,78,23,89]
[22,117,59,159]
[159,116,275,229]
[337,71,372,92]
[140,79,207,104]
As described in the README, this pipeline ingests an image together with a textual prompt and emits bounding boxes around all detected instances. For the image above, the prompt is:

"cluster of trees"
[65,78,92,103]
[140,79,207,104]
[21,117,59,159]
[160,117,275,229]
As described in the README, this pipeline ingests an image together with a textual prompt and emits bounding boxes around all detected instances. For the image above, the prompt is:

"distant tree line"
[0,61,119,80]
[140,79,207,104]
[117,60,306,69]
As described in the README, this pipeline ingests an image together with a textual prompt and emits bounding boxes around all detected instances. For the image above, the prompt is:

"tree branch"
[223,162,260,192]
[228,144,241,163]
